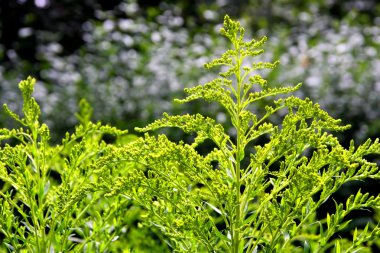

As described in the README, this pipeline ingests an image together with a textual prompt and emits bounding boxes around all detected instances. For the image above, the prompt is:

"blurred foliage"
[1,0,380,145]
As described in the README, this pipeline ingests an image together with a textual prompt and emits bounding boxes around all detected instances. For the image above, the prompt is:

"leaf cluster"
[0,77,165,252]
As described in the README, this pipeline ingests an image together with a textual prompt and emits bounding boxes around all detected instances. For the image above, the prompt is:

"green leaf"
[304,240,310,253]
[335,240,341,253]
[204,201,223,216]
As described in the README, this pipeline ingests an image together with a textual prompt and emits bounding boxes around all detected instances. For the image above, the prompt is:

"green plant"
[2,15,380,252]
[0,77,168,252]
[104,15,380,252]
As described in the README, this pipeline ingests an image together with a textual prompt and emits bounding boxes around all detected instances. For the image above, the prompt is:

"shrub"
[1,15,380,252]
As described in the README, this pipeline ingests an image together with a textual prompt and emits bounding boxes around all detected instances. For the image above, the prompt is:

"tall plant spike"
[129,15,380,252]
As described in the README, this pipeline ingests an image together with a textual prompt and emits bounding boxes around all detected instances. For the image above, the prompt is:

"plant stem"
[232,45,244,253]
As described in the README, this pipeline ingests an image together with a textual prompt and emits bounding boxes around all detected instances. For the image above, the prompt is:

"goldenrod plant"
[106,15,380,252]
[2,15,380,252]
[0,77,152,252]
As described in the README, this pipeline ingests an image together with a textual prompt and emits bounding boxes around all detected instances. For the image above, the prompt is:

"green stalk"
[31,126,45,252]
[232,42,244,253]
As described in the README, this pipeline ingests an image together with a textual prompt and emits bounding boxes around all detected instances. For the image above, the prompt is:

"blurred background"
[1,0,380,250]
[1,0,380,144]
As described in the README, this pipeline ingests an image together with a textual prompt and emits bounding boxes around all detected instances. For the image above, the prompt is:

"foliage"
[2,15,380,252]
[105,15,380,252]
[0,77,167,252]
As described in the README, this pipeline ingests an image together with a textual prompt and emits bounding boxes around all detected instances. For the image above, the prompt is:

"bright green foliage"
[2,15,380,252]
[106,15,380,252]
[0,77,165,252]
